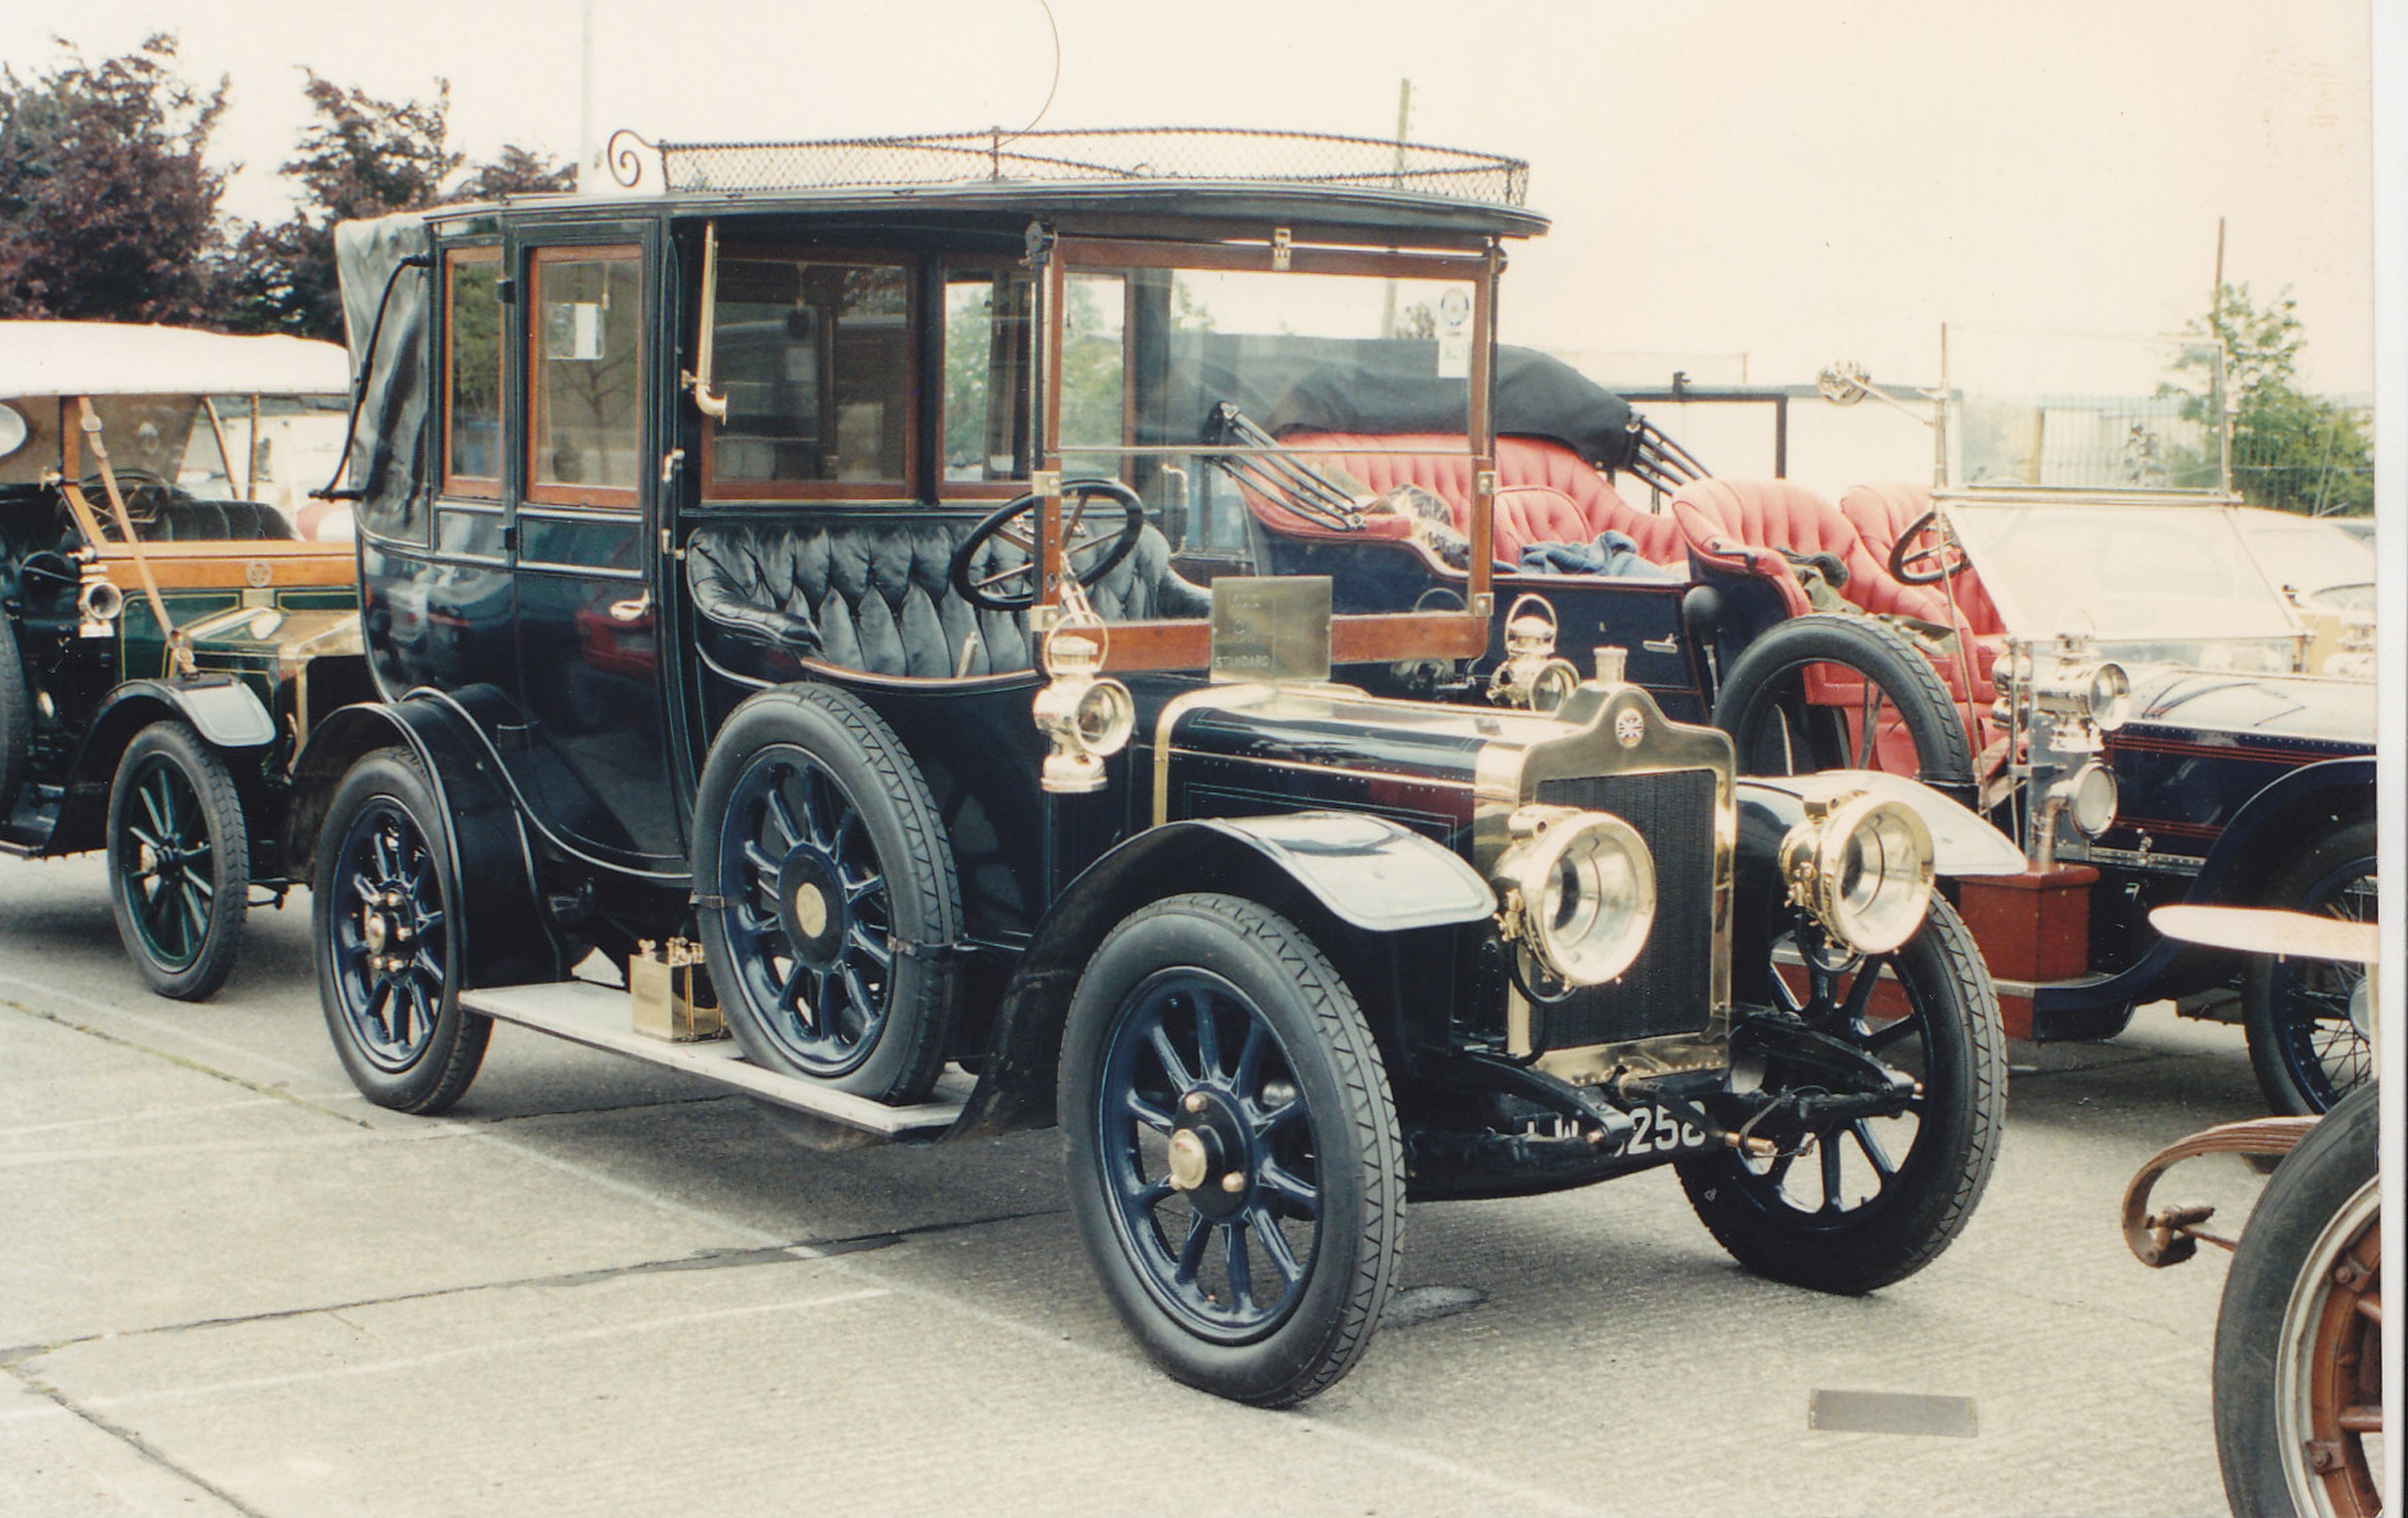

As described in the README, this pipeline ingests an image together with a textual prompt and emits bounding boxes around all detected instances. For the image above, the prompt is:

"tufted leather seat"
[687,516,1210,679]
[1256,433,1687,566]
[1670,478,1955,624]
[1837,482,2007,706]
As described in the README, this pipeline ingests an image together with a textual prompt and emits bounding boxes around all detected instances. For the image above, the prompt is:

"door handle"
[1641,635,1680,655]
[608,592,652,624]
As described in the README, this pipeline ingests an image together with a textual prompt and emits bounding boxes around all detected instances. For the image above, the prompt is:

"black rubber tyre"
[2243,819,2377,1115]
[0,613,30,818]
[1712,613,1977,806]
[1060,893,1403,1406]
[693,683,959,1103]
[105,721,250,1000]
[2213,1082,2381,1518]
[313,748,489,1114]
[1678,896,2005,1293]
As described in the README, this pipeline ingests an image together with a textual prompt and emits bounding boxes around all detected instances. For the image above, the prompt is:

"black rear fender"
[290,700,563,990]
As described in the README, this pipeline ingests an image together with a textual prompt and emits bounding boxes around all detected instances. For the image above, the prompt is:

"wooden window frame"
[441,245,504,500]
[698,245,920,504]
[526,244,643,510]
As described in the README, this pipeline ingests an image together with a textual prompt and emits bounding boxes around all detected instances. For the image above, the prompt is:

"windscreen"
[1946,327,2227,494]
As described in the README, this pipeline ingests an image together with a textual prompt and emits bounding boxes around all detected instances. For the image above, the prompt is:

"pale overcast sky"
[0,1,2381,395]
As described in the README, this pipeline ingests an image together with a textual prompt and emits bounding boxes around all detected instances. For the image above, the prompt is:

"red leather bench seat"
[1253,432,1688,568]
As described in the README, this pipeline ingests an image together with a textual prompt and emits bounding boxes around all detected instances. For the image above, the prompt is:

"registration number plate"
[1627,1104,1710,1155]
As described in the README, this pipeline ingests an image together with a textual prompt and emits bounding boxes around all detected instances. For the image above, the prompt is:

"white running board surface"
[461,980,970,1139]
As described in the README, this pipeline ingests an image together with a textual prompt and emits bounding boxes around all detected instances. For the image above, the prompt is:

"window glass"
[710,255,910,490]
[531,251,643,500]
[445,250,502,492]
[1058,272,1126,462]
[941,269,1033,485]
[84,395,230,493]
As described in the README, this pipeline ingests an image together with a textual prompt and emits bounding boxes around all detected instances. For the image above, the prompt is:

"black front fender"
[959,813,1495,1137]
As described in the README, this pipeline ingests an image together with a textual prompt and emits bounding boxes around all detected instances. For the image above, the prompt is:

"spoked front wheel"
[1061,893,1402,1406]
[1678,896,2005,1293]
[106,721,249,1000]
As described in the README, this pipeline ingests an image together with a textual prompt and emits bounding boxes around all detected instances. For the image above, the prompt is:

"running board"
[460,980,970,1139]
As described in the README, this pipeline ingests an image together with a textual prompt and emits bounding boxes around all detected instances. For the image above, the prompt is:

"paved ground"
[2,853,2276,1517]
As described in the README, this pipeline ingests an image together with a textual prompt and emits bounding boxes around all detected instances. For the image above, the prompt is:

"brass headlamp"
[1779,790,1934,955]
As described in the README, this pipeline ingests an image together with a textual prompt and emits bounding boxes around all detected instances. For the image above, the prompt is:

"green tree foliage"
[2171,283,2373,516]
[0,35,232,324]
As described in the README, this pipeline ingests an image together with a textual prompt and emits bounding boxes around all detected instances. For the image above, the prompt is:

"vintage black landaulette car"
[0,322,370,997]
[289,128,2017,1403]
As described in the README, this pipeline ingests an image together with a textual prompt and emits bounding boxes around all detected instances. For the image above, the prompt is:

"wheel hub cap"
[775,850,846,970]
[362,908,389,956]
[1166,1129,1209,1191]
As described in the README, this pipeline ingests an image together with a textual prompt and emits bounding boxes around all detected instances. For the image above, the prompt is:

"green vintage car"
[0,322,373,997]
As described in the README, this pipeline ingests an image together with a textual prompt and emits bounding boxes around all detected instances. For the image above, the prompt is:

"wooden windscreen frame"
[1036,233,1501,673]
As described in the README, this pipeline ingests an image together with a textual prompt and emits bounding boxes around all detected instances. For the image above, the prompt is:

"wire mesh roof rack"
[605,127,1529,207]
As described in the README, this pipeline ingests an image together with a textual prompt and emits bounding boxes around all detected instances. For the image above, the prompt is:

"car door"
[507,224,684,867]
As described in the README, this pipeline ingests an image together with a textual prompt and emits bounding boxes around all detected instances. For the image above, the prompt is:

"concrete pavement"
[3,854,2270,1516]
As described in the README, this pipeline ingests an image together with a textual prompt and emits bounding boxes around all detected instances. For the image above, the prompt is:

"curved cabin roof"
[420,177,1550,246]
[0,322,351,401]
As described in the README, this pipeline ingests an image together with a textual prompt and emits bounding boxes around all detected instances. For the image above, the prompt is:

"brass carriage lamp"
[1033,588,1135,794]
[2018,638,2130,866]
[1489,593,1581,714]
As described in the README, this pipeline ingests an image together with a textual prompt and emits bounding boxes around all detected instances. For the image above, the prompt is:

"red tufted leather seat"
[1258,432,1687,566]
[1837,483,2006,637]
[1670,478,1954,623]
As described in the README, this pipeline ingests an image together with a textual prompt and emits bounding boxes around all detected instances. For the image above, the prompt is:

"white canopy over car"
[0,320,349,401]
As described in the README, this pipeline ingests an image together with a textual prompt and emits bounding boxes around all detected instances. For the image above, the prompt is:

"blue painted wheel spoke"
[1817,1139,1846,1212]
[1253,1098,1304,1140]
[1233,1021,1268,1094]
[1851,1120,1896,1178]
[1838,954,1890,1030]
[363,977,394,1042]
[744,841,781,882]
[765,787,802,849]
[775,959,808,1013]
[1124,1090,1175,1133]
[1174,1214,1213,1284]
[126,823,162,854]
[1222,1224,1256,1309]
[1864,1015,1918,1055]
[137,782,170,840]
[1146,1024,1195,1091]
[1133,1179,1174,1208]
[1256,1160,1318,1218]
[1191,993,1223,1078]
[849,930,892,973]
[1248,1206,1302,1287]
[842,869,883,905]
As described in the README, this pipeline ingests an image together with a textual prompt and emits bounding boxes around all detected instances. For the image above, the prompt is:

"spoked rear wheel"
[693,685,958,1103]
[313,749,487,1113]
[1712,613,1977,806]
[1678,896,2004,1293]
[106,722,249,1000]
[1061,894,1402,1406]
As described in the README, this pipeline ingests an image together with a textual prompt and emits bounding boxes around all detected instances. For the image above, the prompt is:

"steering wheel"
[949,479,1146,613]
[1887,508,1969,586]
[75,469,178,540]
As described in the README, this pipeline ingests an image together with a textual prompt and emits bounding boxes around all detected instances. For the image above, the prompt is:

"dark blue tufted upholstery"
[686,516,1209,679]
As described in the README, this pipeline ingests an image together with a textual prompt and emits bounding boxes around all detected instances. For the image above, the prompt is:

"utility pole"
[1380,78,1411,338]
[577,0,595,192]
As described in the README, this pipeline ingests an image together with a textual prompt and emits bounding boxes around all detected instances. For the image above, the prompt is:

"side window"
[1058,272,1127,475]
[705,253,912,497]
[443,247,503,498]
[940,267,1034,492]
[528,246,643,506]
